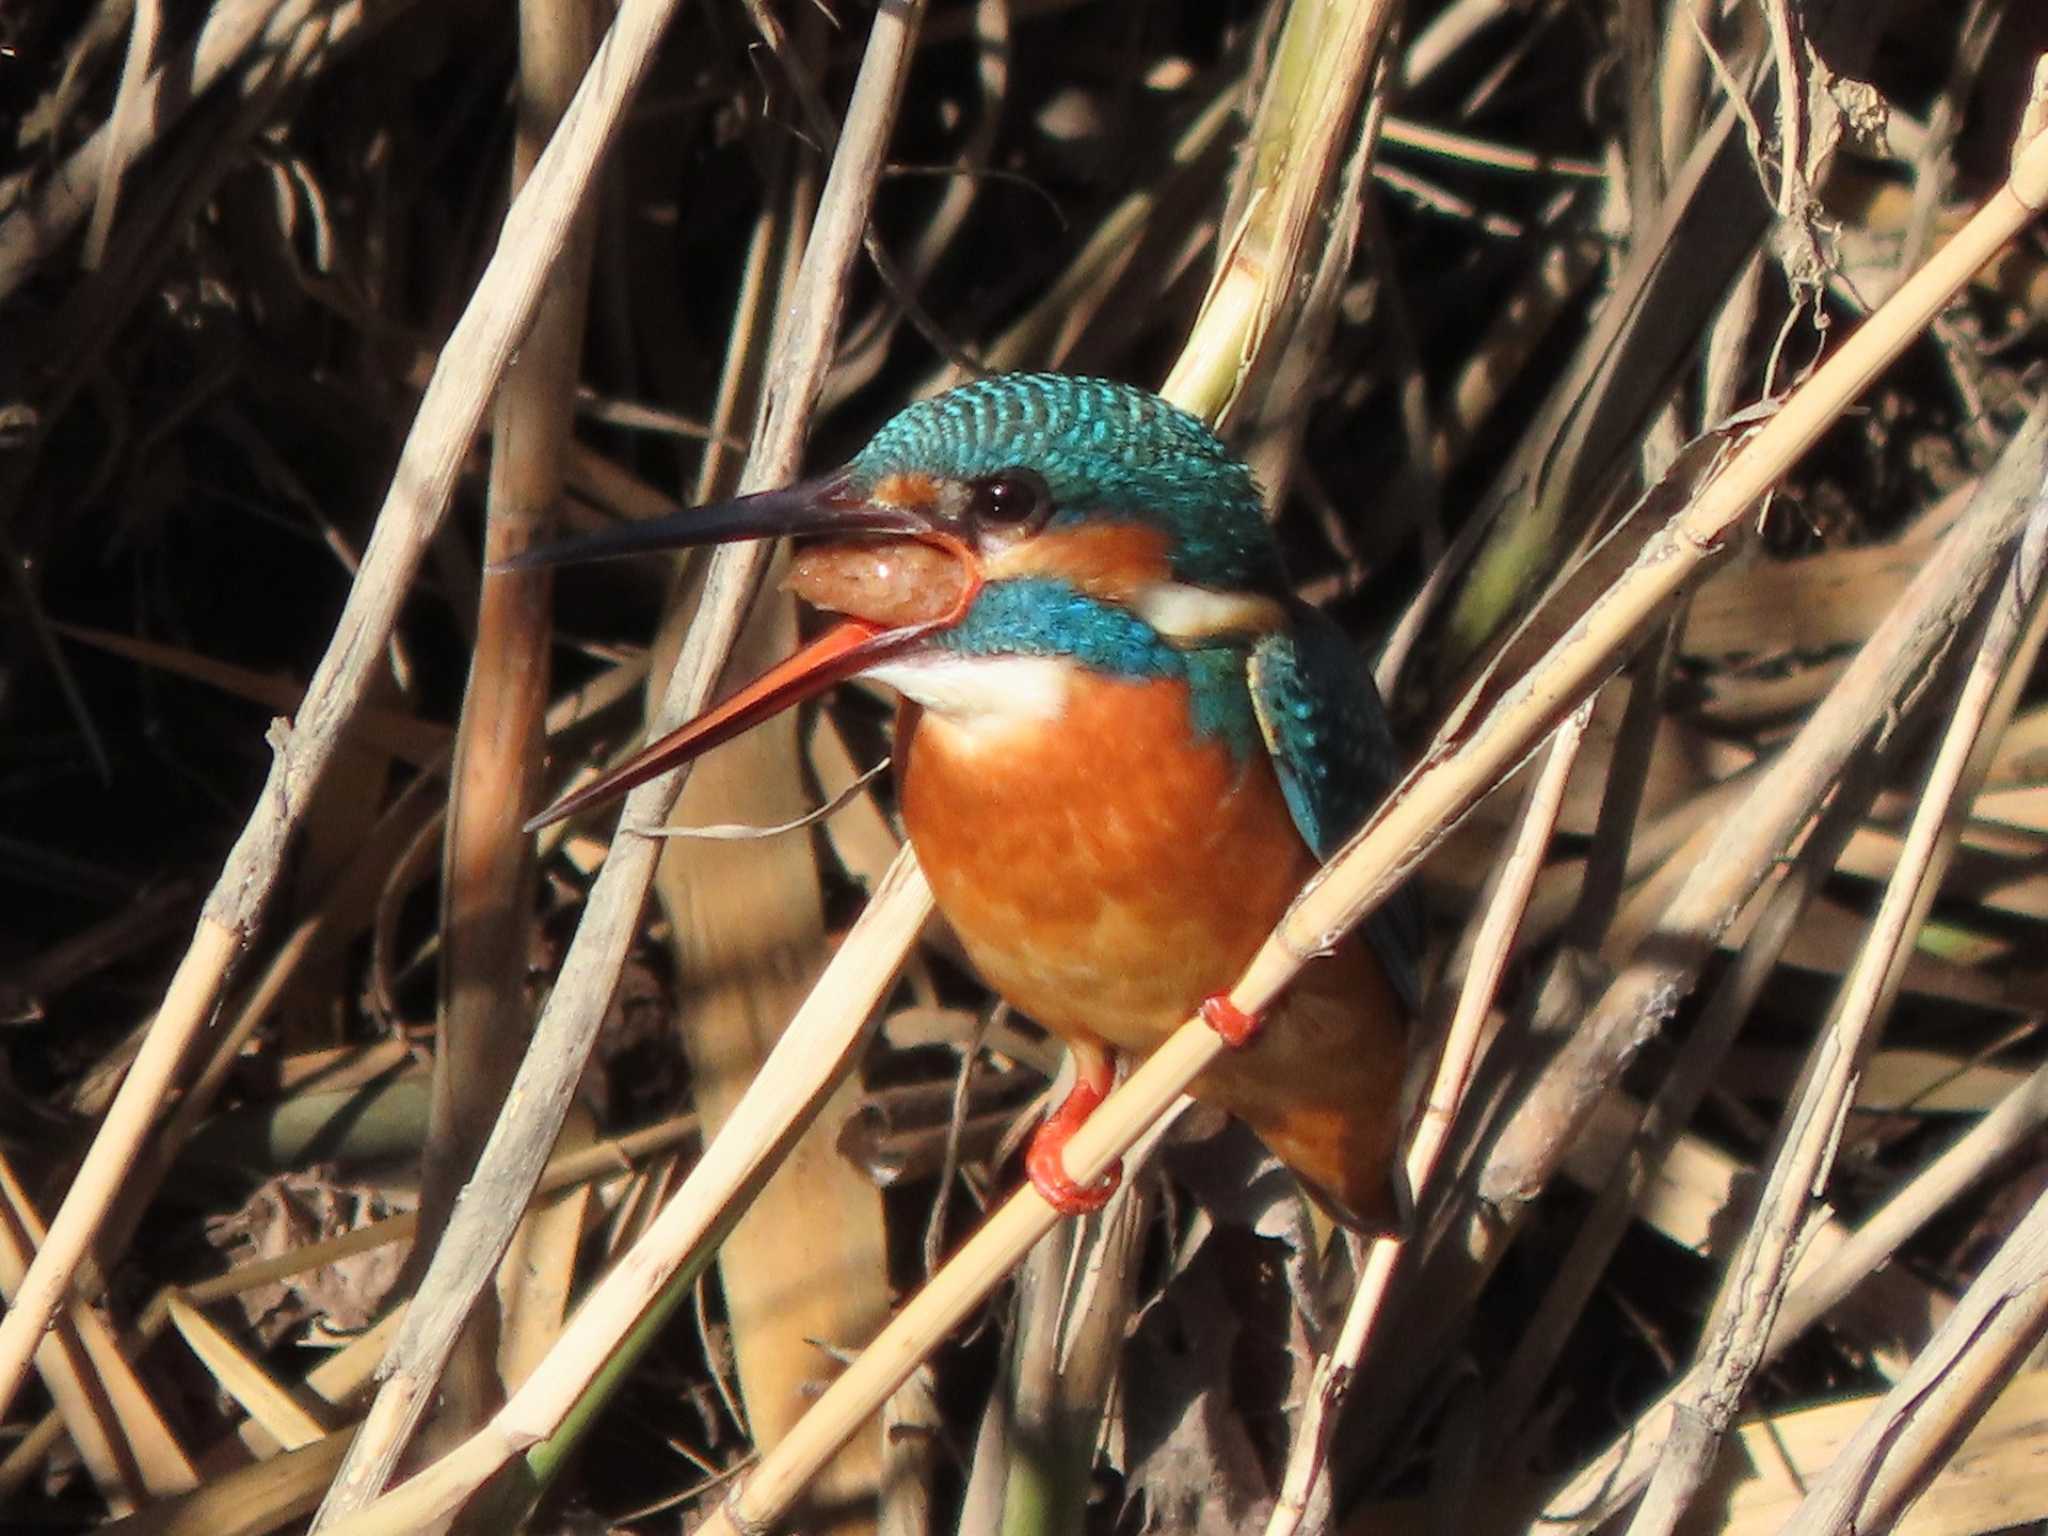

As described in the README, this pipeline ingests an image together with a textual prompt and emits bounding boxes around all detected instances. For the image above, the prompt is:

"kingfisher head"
[514,374,1290,828]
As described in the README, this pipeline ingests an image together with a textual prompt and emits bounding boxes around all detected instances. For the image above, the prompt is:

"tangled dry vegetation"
[6,0,2048,1532]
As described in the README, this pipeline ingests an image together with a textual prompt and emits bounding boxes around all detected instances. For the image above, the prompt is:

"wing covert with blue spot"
[1250,608,1422,1008]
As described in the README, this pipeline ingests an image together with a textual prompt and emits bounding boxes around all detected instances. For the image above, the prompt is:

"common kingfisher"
[511,375,1420,1230]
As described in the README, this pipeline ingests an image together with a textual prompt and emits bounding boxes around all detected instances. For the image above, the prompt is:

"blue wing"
[1248,608,1423,1012]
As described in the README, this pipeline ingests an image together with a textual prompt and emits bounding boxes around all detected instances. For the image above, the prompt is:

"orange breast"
[897,670,1315,1057]
[897,666,1412,1230]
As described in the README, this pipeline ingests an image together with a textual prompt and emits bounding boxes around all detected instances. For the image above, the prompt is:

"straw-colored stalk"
[1263,699,1594,1536]
[0,0,682,1428]
[416,0,602,1450]
[1620,423,2048,1536]
[312,1,932,1516]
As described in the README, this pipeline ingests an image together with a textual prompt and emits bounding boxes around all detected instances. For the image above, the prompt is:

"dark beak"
[492,474,924,574]
[509,474,973,832]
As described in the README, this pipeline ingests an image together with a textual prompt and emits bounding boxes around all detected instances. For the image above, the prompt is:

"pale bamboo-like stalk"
[681,119,2048,1536]
[1162,0,1403,423]
[302,850,932,1536]
[1535,1053,2048,1536]
[0,0,401,300]
[164,1294,329,1449]
[81,0,163,268]
[420,0,602,1445]
[1263,700,1595,1536]
[0,0,681,1429]
[1620,442,2048,1536]
[650,134,891,1536]
[8,1107,695,1507]
[1776,1182,2048,1534]
[0,1104,703,1503]
[1527,425,2048,1533]
[311,2,931,1516]
[1773,1056,2048,1349]
[1483,743,1885,1454]
[0,1152,197,1511]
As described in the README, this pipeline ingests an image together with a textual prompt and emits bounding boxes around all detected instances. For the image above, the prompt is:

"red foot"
[1025,1078,1122,1215]
[1201,993,1263,1049]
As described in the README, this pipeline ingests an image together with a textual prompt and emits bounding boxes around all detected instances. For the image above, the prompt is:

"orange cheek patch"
[985,523,1174,600]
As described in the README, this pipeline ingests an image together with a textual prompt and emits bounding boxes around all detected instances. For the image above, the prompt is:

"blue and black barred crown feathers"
[849,375,1285,592]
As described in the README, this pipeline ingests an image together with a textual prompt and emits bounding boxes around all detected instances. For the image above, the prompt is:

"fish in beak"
[499,474,981,831]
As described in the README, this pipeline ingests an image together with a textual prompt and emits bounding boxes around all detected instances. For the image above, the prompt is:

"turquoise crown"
[849,374,1282,592]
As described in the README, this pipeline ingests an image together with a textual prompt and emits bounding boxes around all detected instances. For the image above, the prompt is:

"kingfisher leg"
[1200,993,1263,1049]
[1025,1041,1122,1215]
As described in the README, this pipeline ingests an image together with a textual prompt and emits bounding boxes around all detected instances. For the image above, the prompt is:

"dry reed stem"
[0,914,234,1422]
[1377,220,1603,694]
[16,9,2023,1531]
[957,82,1238,386]
[96,1429,355,1536]
[673,7,1408,1525]
[1437,0,1885,674]
[0,1152,196,1511]
[228,1311,406,1462]
[1621,428,2048,1536]
[656,567,891,1507]
[998,1117,1181,1535]
[0,0,388,301]
[1775,1055,2048,1348]
[0,0,685,1428]
[309,6,1411,1523]
[644,30,887,1515]
[0,1106,696,1502]
[81,0,163,269]
[101,659,645,1267]
[1483,743,1887,1454]
[1265,700,1595,1536]
[1161,0,1401,424]
[163,1295,329,1450]
[1477,398,2048,1217]
[304,849,932,1536]
[1400,0,1521,87]
[312,3,930,1513]
[1537,1051,2048,1536]
[1777,1182,2048,1533]
[1536,429,2048,1533]
[417,0,601,1448]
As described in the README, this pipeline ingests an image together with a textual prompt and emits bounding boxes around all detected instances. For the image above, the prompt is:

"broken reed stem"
[1778,1057,2048,1349]
[1162,0,1402,423]
[300,851,931,1536]
[311,0,930,1519]
[1620,443,2048,1536]
[0,1108,701,1504]
[686,119,2048,1536]
[1264,699,1595,1536]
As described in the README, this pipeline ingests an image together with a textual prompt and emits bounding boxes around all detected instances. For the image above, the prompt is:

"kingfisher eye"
[966,469,1051,532]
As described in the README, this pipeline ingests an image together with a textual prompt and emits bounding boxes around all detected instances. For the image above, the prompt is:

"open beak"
[505,474,979,832]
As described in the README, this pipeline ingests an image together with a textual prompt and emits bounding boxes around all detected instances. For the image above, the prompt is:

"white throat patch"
[863,652,1072,740]
[1129,583,1284,644]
